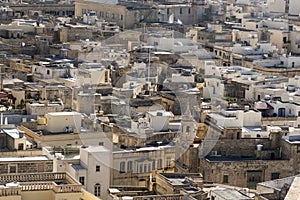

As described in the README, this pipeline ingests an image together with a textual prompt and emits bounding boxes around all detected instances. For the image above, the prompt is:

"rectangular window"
[271,173,280,180]
[297,145,300,153]
[127,161,132,173]
[8,165,17,173]
[79,176,85,185]
[166,158,170,167]
[152,160,156,170]
[18,143,24,150]
[96,165,100,172]
[223,174,229,183]
[139,164,143,173]
[157,159,162,169]
[120,162,125,173]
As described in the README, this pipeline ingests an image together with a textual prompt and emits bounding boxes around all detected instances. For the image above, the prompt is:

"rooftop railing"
[0,172,82,196]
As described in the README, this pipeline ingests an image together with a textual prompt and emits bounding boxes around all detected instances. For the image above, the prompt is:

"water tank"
[257,144,263,151]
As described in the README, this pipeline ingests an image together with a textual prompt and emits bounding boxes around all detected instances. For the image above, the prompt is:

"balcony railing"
[0,172,82,196]
[0,187,21,196]
[0,172,66,183]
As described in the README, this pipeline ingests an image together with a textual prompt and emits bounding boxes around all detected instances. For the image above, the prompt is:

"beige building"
[0,155,52,174]
[1,128,27,151]
[26,102,64,115]
[0,172,100,200]
[75,0,157,29]
[155,172,203,195]
[45,112,81,134]
[111,145,176,187]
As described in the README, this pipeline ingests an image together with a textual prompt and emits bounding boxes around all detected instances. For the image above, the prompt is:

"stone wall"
[0,160,53,174]
[200,158,294,188]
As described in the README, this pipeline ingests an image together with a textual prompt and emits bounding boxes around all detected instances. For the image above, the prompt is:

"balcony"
[0,172,82,196]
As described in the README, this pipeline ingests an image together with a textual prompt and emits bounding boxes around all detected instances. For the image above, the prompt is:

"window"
[271,173,280,180]
[8,165,17,173]
[278,108,286,117]
[297,145,300,153]
[283,37,287,43]
[188,8,191,14]
[94,183,101,197]
[18,143,24,150]
[98,142,104,146]
[79,176,85,185]
[223,174,229,183]
[186,126,190,133]
[180,8,182,14]
[96,165,100,172]
[139,164,143,173]
[166,158,172,167]
[157,159,162,169]
[127,161,133,173]
[47,69,50,75]
[144,164,147,173]
[148,164,151,172]
[120,162,125,173]
[152,160,156,170]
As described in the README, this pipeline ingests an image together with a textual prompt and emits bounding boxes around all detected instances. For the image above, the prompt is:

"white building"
[266,0,286,13]
[45,112,82,133]
[76,146,111,199]
[2,128,27,150]
[146,110,174,132]
[289,0,300,16]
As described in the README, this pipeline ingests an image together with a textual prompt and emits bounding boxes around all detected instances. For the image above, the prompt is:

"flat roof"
[212,188,252,199]
[3,129,22,139]
[81,145,110,153]
[206,156,258,162]
[147,110,174,117]
[71,164,86,170]
[282,177,300,200]
[47,112,81,116]
[113,145,174,154]
[168,178,187,186]
[0,156,49,162]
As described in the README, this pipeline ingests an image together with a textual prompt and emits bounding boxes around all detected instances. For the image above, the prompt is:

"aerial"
[0,0,298,199]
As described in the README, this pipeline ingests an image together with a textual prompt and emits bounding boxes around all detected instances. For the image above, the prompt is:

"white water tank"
[257,144,263,151]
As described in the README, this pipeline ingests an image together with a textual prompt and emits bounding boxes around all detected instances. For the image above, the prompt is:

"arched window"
[94,183,101,197]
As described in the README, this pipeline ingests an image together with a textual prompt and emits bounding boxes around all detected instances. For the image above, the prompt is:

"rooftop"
[284,177,300,200]
[3,128,23,139]
[147,110,174,117]
[211,188,252,200]
[0,156,49,162]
